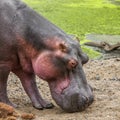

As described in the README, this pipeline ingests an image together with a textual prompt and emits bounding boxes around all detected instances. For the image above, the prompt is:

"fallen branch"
[84,41,120,52]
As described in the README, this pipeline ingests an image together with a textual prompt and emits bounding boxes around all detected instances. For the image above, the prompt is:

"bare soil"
[1,58,120,120]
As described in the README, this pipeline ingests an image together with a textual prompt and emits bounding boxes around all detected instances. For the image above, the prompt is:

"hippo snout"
[62,95,94,113]
[50,82,94,113]
[60,86,94,113]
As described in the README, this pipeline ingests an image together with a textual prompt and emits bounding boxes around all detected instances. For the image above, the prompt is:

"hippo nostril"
[78,95,94,111]
[82,95,94,107]
[89,96,94,105]
[82,96,89,107]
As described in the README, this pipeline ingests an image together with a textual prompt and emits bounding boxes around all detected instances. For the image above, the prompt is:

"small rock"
[115,58,120,61]
[96,75,100,80]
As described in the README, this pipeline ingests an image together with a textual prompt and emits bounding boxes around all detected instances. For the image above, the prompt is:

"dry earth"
[0,58,120,120]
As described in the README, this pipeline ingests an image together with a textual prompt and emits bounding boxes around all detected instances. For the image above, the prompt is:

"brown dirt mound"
[0,102,35,120]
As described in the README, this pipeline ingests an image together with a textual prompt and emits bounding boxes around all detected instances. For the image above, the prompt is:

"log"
[84,41,120,52]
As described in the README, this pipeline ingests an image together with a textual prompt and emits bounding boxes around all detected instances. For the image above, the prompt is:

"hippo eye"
[59,43,67,52]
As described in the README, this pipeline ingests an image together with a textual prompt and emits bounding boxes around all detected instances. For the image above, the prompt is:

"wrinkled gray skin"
[0,0,94,113]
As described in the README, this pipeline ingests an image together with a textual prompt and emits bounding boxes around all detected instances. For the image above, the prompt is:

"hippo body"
[0,0,94,112]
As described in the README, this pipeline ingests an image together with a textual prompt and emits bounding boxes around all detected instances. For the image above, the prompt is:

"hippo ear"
[75,36,80,42]
[79,53,89,64]
[58,42,67,52]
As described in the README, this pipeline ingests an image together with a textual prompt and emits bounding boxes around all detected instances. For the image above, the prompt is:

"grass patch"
[23,0,120,58]
[81,46,101,59]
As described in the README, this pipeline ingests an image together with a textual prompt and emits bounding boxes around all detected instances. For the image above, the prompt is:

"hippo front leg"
[13,69,54,110]
[0,66,16,107]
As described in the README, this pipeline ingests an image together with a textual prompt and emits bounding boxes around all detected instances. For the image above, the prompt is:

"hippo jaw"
[48,62,94,113]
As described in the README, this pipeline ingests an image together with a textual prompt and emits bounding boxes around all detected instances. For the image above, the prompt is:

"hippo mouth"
[48,69,94,113]
[50,72,70,94]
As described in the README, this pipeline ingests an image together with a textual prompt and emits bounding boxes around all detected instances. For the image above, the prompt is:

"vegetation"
[23,0,120,58]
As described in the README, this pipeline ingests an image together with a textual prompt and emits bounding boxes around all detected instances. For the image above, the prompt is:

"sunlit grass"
[23,0,120,35]
[23,0,120,58]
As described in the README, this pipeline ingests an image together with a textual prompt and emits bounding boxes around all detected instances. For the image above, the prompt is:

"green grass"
[23,0,120,58]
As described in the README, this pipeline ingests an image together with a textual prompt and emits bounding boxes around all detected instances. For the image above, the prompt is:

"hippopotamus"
[0,0,94,113]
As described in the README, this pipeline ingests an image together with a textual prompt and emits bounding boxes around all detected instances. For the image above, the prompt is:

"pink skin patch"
[32,51,62,79]
[32,51,70,94]
[48,75,70,94]
[55,77,70,94]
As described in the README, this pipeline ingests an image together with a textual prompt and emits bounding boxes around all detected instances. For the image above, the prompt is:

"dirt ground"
[1,58,120,120]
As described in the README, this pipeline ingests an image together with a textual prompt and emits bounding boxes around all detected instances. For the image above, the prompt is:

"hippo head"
[32,36,94,112]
